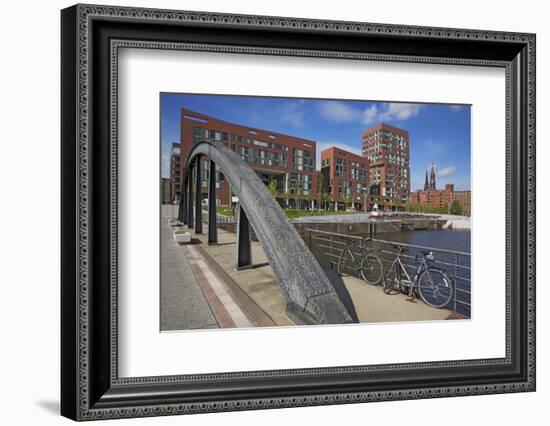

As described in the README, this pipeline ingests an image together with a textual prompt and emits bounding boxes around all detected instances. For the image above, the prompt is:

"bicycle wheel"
[360,254,384,285]
[337,249,354,275]
[383,261,400,295]
[417,267,453,308]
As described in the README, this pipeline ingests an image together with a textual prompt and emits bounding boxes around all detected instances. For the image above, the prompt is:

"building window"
[335,158,346,177]
[293,149,314,172]
[338,180,351,198]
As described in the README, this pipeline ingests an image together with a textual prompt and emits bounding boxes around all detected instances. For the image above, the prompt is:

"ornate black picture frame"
[61,4,536,421]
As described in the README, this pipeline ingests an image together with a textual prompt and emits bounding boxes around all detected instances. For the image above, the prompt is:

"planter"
[173,229,191,243]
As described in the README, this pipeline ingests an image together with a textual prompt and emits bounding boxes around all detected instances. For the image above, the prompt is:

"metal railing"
[304,228,471,317]
[202,212,236,226]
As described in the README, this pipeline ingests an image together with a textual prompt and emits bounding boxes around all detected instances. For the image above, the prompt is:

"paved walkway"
[181,244,273,328]
[160,217,218,331]
[342,274,452,323]
[190,228,293,327]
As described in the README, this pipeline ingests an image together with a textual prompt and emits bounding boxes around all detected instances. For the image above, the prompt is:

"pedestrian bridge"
[179,140,358,325]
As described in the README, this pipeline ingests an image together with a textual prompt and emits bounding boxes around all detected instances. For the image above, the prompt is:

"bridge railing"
[304,228,471,317]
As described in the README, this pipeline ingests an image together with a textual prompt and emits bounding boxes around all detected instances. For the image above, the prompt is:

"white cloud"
[437,165,456,177]
[278,100,307,127]
[362,102,423,125]
[161,153,170,178]
[318,101,423,127]
[318,101,363,123]
[362,105,379,125]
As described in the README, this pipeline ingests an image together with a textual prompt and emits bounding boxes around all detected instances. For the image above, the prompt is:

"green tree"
[343,194,352,210]
[321,192,330,211]
[283,190,291,208]
[317,172,325,211]
[267,179,278,198]
[294,177,303,210]
[450,200,463,215]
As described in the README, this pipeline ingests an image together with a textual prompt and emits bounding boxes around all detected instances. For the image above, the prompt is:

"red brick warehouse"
[177,108,317,206]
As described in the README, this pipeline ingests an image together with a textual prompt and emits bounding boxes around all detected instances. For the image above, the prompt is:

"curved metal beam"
[183,140,356,325]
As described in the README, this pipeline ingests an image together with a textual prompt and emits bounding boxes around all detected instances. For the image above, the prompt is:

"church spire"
[429,162,436,190]
[424,169,429,191]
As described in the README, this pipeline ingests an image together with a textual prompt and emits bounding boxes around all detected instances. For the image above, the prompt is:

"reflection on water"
[377,229,470,254]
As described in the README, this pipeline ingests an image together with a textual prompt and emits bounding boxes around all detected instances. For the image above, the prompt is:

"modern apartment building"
[169,143,181,202]
[320,147,370,211]
[179,108,317,206]
[361,123,410,210]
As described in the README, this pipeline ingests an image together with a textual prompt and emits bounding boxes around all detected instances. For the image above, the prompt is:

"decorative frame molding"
[61,4,536,421]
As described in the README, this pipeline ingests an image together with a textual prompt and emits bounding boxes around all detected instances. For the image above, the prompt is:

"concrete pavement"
[160,216,218,331]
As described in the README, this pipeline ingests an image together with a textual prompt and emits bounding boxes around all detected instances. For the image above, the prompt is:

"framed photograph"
[61,4,536,421]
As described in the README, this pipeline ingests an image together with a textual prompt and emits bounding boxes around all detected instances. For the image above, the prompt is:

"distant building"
[161,178,172,204]
[361,123,410,211]
[453,190,471,216]
[169,143,181,202]
[321,147,370,211]
[411,183,455,211]
[178,108,317,206]
[410,162,471,215]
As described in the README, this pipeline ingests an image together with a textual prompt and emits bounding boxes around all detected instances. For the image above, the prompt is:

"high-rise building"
[179,108,317,206]
[320,147,369,211]
[169,143,181,202]
[361,124,410,210]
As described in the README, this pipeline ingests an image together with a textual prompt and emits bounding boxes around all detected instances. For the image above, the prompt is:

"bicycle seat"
[390,243,409,253]
[421,250,434,261]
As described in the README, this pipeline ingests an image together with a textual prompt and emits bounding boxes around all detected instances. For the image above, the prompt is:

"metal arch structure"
[181,140,357,325]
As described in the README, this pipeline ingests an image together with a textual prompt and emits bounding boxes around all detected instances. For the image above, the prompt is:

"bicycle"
[336,238,384,285]
[383,243,453,309]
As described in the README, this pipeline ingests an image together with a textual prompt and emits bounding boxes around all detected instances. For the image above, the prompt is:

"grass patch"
[204,205,356,219]
[283,209,355,219]
[202,205,236,217]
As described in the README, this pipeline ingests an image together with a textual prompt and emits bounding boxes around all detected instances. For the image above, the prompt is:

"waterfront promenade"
[160,205,454,330]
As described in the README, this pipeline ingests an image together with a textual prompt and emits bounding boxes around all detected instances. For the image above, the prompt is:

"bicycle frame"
[392,253,429,292]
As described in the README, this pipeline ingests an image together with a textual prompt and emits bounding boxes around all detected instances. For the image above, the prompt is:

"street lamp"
[362,184,370,213]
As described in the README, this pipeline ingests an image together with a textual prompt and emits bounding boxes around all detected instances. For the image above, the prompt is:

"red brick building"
[411,183,455,211]
[409,163,469,215]
[453,190,471,216]
[179,108,317,206]
[320,147,370,211]
[169,143,181,202]
[161,178,172,204]
[361,124,410,211]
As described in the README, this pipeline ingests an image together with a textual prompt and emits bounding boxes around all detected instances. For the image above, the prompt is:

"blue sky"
[160,94,471,191]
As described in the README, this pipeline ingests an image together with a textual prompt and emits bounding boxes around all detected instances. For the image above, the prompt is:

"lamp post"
[362,184,370,213]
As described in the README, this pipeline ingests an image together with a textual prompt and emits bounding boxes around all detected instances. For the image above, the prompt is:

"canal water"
[377,229,470,255]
